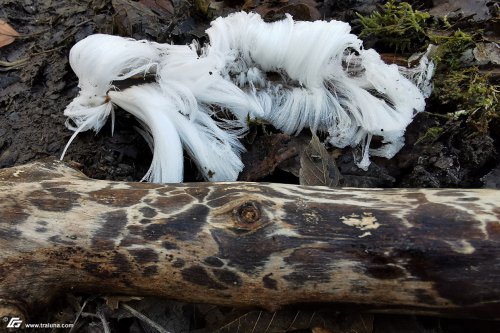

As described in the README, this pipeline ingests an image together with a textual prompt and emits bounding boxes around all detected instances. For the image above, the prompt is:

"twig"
[59,20,93,45]
[81,312,100,319]
[0,45,65,69]
[286,310,301,331]
[120,303,171,333]
[360,314,368,330]
[308,311,316,326]
[250,311,262,333]
[33,45,65,56]
[263,311,276,333]
[0,58,29,67]
[97,306,111,333]
[80,311,110,333]
[215,312,251,332]
[69,297,92,333]
[14,28,52,39]
[423,111,452,119]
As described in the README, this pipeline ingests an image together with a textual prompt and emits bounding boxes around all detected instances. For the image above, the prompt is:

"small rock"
[434,156,453,169]
[8,112,21,123]
[23,5,37,14]
[459,49,475,66]
[47,141,60,153]
[103,155,115,163]
[117,163,134,175]
[0,148,19,168]
[473,42,500,65]
[482,164,500,189]
[430,0,492,21]
[0,75,21,90]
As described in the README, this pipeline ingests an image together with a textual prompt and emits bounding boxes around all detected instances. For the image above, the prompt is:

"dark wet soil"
[1,0,499,332]
[1,0,499,188]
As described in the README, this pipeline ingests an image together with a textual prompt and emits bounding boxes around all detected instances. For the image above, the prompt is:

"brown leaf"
[379,53,411,66]
[240,133,300,181]
[299,134,339,187]
[429,0,492,21]
[244,0,321,21]
[112,0,163,37]
[0,19,20,48]
[139,0,174,14]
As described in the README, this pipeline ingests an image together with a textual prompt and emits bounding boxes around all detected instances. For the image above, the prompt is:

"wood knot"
[234,201,261,225]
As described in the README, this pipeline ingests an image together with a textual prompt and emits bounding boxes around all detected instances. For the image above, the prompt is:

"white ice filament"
[63,12,433,181]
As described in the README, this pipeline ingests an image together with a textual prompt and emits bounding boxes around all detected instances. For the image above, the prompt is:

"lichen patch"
[341,212,380,231]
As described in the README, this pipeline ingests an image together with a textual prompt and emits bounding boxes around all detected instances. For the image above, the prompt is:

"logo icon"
[6,317,23,328]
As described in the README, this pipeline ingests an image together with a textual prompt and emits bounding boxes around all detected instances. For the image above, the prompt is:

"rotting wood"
[0,159,499,320]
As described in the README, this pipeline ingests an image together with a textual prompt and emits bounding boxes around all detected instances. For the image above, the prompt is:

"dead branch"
[0,159,499,320]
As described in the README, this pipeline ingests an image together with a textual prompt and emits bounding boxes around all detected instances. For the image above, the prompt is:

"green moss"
[195,0,210,16]
[434,68,496,110]
[246,113,272,134]
[357,2,497,134]
[195,0,220,19]
[428,29,475,69]
[414,126,444,145]
[356,0,474,62]
[432,67,499,132]
[357,0,430,52]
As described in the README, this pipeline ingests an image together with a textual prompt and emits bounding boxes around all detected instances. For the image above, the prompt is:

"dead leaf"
[243,0,321,21]
[240,133,304,181]
[379,53,412,66]
[139,0,174,14]
[299,133,339,187]
[112,0,169,37]
[0,20,20,48]
[429,0,492,21]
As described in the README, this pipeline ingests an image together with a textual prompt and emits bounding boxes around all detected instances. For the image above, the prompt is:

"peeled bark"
[0,159,499,320]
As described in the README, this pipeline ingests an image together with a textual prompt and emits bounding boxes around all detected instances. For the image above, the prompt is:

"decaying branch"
[0,159,499,320]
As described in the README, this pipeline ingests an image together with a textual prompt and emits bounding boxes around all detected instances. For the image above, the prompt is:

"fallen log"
[0,159,499,321]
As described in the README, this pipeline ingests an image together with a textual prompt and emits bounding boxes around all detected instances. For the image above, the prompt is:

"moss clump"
[414,126,444,145]
[356,1,475,61]
[357,1,497,131]
[428,29,475,69]
[433,67,499,132]
[357,0,430,52]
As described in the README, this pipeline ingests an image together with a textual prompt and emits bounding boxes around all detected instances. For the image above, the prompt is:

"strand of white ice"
[61,34,168,159]
[109,85,244,182]
[62,11,434,182]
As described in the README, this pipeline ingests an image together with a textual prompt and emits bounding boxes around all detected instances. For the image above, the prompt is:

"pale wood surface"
[0,159,499,319]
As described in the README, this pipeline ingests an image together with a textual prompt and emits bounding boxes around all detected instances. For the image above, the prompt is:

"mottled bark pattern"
[0,159,499,319]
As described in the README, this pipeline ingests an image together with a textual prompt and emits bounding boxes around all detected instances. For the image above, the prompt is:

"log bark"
[0,159,499,320]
